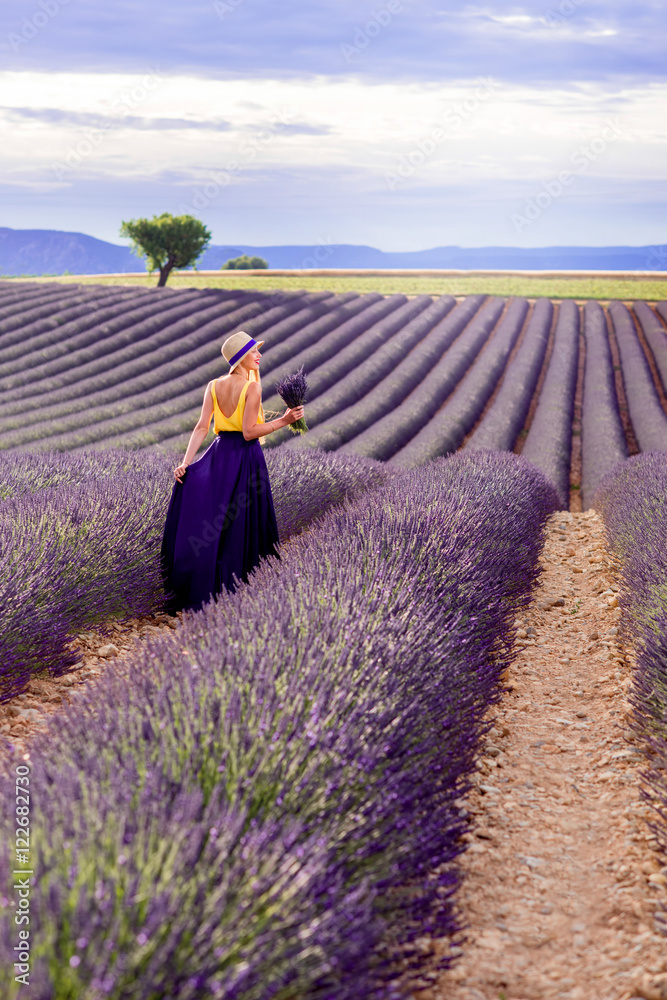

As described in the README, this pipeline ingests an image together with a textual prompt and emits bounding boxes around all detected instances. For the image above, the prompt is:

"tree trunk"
[157,261,174,287]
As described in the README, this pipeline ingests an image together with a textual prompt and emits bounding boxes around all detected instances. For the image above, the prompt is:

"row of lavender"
[0,283,337,448]
[0,279,429,451]
[2,281,667,510]
[595,453,667,935]
[274,292,565,481]
[267,297,667,509]
[0,448,388,701]
[0,450,559,999]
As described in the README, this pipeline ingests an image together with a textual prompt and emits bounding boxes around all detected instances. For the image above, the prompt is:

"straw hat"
[221,331,265,371]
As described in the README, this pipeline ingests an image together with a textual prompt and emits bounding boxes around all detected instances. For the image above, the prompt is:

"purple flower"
[274,366,309,434]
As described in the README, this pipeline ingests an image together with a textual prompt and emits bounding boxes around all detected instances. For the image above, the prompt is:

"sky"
[0,0,665,251]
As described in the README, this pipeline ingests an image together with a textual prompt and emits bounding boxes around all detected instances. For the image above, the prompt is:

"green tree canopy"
[120,213,212,287]
[221,254,269,270]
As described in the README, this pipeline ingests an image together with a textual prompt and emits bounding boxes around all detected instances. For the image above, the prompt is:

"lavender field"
[1,280,666,511]
[1,279,667,997]
[595,455,667,939]
[0,450,558,999]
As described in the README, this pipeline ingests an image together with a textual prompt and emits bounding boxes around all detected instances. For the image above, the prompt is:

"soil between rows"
[419,511,667,1000]
[2,516,666,1000]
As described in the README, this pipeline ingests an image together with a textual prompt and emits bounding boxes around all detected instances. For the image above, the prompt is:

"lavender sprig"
[275,366,309,434]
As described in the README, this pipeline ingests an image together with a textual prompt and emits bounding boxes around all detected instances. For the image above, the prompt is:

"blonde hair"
[237,361,272,448]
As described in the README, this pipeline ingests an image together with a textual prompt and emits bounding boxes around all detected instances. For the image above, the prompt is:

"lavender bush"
[595,453,667,934]
[0,287,140,368]
[0,294,307,451]
[633,300,667,395]
[0,295,280,448]
[608,301,667,452]
[5,293,358,454]
[0,288,199,384]
[0,286,94,338]
[340,295,498,462]
[0,447,390,699]
[521,300,580,508]
[390,297,529,468]
[285,296,484,454]
[0,282,67,311]
[0,450,559,999]
[0,290,242,400]
[276,295,458,451]
[254,292,380,377]
[263,296,433,445]
[465,298,553,452]
[0,289,310,407]
[580,301,627,509]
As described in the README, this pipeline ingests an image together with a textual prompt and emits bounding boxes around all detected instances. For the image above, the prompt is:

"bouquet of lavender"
[275,365,309,434]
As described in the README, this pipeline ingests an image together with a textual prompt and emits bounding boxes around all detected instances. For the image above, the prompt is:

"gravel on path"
[0,610,187,776]
[419,510,667,1000]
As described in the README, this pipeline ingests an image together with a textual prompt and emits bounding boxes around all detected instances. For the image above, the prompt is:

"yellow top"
[210,378,265,435]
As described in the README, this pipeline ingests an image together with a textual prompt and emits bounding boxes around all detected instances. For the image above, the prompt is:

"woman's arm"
[174,382,214,481]
[243,382,304,441]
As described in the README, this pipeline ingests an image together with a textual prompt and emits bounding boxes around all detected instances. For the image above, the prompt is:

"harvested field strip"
[606,305,641,458]
[568,315,585,513]
[632,302,667,408]
[512,303,558,457]
[12,271,667,300]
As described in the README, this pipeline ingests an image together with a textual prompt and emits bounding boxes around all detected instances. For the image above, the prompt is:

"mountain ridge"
[0,226,663,275]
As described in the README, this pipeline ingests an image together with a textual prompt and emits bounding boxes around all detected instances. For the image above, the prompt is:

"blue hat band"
[229,339,257,366]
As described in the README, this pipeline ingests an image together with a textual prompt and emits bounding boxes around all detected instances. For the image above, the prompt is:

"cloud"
[1,72,664,197]
[0,1,664,253]
[0,106,232,131]
[278,123,332,136]
[0,0,665,85]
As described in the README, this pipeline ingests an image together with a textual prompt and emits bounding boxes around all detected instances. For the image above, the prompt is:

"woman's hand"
[174,462,188,483]
[283,405,305,425]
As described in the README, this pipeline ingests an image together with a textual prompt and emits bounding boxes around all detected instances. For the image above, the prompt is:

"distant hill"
[0,226,662,275]
[0,228,145,276]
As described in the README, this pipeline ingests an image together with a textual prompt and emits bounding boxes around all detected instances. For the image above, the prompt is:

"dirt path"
[424,510,667,1000]
[0,611,186,775]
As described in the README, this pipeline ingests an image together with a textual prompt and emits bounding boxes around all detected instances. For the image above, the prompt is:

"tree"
[221,254,269,270]
[120,213,212,287]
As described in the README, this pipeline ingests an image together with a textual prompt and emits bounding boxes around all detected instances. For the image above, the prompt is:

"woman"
[160,330,305,613]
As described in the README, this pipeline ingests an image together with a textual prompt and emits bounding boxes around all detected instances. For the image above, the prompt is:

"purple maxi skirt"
[160,431,280,613]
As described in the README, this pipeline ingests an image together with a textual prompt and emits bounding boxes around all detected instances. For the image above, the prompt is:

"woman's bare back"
[214,374,249,419]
